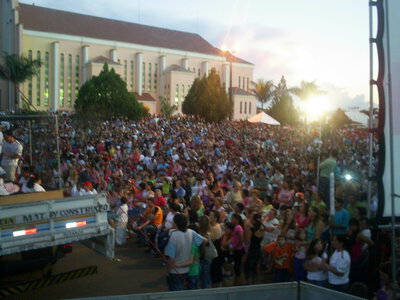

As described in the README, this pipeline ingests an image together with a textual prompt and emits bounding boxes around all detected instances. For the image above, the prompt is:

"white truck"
[0,190,115,273]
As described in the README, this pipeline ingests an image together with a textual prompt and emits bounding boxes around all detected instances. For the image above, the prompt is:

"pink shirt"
[295,213,310,229]
[232,225,244,250]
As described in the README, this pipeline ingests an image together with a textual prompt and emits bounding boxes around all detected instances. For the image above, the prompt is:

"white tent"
[247,112,280,125]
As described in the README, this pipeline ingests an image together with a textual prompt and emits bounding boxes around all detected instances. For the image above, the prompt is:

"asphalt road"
[5,239,168,299]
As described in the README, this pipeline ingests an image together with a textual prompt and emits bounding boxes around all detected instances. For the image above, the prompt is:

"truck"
[0,190,115,275]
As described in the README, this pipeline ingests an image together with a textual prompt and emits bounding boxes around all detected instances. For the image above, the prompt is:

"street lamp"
[222,48,235,120]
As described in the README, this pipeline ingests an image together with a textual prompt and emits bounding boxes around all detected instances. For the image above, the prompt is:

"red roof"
[90,56,120,65]
[133,92,157,101]
[19,3,251,65]
[230,87,254,96]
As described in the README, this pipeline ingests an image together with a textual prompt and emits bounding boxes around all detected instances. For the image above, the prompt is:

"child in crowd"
[264,235,294,282]
[293,228,307,281]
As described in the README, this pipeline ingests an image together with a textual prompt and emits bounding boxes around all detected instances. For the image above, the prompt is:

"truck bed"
[0,190,64,206]
[0,192,114,258]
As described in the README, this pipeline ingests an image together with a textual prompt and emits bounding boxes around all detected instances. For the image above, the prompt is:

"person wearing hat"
[1,130,23,182]
[71,181,97,196]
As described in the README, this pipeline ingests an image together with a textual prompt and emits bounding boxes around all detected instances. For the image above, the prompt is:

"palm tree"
[0,53,41,110]
[253,79,275,110]
[160,96,177,117]
[290,80,325,101]
[360,108,379,117]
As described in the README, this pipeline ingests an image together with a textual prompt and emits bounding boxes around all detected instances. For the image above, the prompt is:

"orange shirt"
[264,241,293,269]
[143,206,163,227]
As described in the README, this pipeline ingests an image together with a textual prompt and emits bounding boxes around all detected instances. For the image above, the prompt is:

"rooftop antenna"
[138,0,141,24]
[196,13,199,34]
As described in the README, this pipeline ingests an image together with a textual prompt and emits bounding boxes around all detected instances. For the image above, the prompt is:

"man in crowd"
[164,213,206,291]
[1,130,23,182]
[136,197,163,249]
[331,198,350,235]
[318,149,338,209]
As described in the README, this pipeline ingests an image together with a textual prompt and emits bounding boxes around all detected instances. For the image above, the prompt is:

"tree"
[75,63,148,120]
[253,79,275,110]
[182,68,231,122]
[330,108,353,128]
[160,96,177,117]
[290,80,325,101]
[268,76,299,125]
[360,108,379,118]
[0,53,41,109]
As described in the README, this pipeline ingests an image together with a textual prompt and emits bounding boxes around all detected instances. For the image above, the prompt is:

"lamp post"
[222,48,235,120]
[228,54,233,120]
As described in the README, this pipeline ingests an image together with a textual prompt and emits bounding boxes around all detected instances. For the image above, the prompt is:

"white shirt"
[164,212,175,230]
[328,250,350,285]
[307,252,328,281]
[21,183,46,193]
[78,188,98,196]
[262,218,280,245]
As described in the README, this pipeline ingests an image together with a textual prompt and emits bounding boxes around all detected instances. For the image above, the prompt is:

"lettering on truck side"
[0,217,16,225]
[1,203,109,226]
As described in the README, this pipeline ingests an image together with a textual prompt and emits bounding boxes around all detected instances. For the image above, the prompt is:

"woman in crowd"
[325,234,351,293]
[295,201,310,229]
[304,238,328,287]
[198,215,212,289]
[244,213,265,284]
[347,218,374,284]
[281,208,296,243]
[276,181,294,207]
[293,228,307,281]
[230,213,245,285]
[209,210,224,287]
[21,173,46,193]
[306,206,324,241]
[191,195,205,217]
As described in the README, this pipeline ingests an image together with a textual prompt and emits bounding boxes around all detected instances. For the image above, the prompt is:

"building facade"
[0,1,256,119]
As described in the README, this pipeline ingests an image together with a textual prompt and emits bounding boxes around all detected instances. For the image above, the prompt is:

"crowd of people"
[1,114,398,299]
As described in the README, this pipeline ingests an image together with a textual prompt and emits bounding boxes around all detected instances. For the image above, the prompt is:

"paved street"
[5,240,168,299]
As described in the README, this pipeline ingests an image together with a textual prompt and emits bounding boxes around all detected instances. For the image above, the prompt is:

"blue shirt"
[165,229,204,274]
[332,208,350,234]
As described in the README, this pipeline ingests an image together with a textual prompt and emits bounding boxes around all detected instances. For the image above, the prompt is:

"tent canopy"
[247,112,280,125]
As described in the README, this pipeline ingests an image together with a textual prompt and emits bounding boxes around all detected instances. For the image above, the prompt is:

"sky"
[20,0,372,122]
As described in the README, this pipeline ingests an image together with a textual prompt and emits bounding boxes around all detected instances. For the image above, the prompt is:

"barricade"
[70,281,367,300]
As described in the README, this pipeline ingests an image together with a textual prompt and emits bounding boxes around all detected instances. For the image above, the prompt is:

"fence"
[71,281,366,300]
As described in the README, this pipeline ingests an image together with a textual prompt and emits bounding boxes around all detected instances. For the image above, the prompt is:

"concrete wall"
[233,94,257,120]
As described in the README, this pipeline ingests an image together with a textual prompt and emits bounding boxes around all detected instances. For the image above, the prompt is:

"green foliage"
[160,97,177,117]
[330,108,354,128]
[0,53,41,83]
[253,79,275,110]
[268,76,300,126]
[359,108,379,117]
[290,80,325,101]
[0,52,42,108]
[74,63,148,121]
[13,109,48,115]
[182,68,231,122]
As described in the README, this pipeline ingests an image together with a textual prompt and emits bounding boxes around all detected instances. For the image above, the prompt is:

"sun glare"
[305,96,330,121]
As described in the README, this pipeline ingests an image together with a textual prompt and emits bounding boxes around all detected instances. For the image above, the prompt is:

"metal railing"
[70,281,367,300]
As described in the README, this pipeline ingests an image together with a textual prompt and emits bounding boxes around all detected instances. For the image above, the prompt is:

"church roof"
[19,4,252,65]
